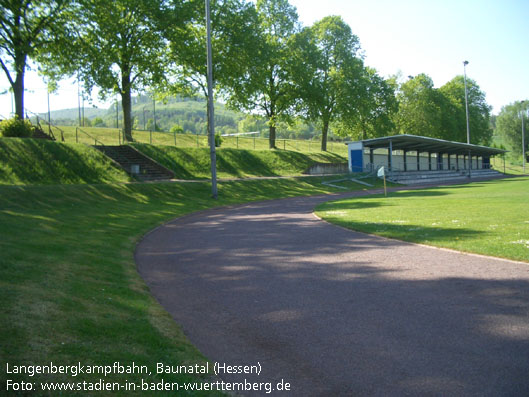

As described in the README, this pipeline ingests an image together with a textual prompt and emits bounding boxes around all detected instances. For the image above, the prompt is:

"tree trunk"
[321,118,329,151]
[121,73,133,142]
[13,53,26,119]
[269,124,276,149]
[268,100,276,149]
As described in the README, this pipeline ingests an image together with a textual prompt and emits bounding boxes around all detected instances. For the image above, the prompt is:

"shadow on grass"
[328,219,482,243]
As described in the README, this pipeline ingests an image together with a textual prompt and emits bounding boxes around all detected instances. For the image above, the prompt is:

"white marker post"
[377,166,387,196]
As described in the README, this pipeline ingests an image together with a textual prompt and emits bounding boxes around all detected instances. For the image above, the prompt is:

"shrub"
[0,117,35,138]
[215,132,223,147]
[170,124,183,134]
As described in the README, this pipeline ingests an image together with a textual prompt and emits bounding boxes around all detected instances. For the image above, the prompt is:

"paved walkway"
[135,187,529,396]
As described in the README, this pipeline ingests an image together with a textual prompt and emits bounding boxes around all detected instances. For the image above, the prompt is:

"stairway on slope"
[94,145,174,181]
[32,125,55,140]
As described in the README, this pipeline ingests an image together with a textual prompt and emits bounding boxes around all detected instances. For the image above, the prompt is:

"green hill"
[132,144,346,179]
[0,138,347,185]
[42,95,245,135]
[40,94,323,140]
[0,138,130,185]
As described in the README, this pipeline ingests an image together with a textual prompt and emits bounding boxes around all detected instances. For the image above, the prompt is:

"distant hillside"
[43,107,107,121]
[41,95,245,136]
[39,94,323,140]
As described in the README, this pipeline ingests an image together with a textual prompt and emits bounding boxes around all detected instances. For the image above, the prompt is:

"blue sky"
[1,0,527,115]
[289,0,529,114]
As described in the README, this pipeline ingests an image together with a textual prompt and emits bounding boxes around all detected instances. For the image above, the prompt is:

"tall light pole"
[522,101,526,174]
[205,0,218,199]
[152,98,156,131]
[463,60,471,177]
[47,82,51,134]
[77,76,82,126]
[463,61,470,144]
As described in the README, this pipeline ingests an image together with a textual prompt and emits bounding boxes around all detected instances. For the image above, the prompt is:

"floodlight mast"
[463,61,470,144]
[463,61,471,178]
[205,0,218,199]
[522,101,526,174]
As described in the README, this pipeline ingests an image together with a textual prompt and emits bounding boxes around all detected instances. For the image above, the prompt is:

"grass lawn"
[0,138,347,185]
[316,177,529,262]
[0,176,386,395]
[131,144,347,179]
[0,138,130,185]
[55,125,348,156]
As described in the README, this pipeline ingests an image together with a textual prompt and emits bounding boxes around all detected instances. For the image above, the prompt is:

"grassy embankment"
[0,138,130,185]
[50,125,348,155]
[0,138,348,184]
[316,177,529,262]
[131,143,347,179]
[0,137,377,395]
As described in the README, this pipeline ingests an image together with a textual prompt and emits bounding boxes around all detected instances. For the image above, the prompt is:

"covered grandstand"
[347,134,507,184]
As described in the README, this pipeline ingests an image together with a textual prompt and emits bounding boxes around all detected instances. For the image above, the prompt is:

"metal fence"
[54,126,348,155]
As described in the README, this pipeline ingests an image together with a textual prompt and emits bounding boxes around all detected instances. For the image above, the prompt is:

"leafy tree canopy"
[42,0,174,141]
[289,15,364,150]
[0,0,72,118]
[227,0,301,149]
[439,76,492,145]
[495,100,528,157]
[395,74,492,145]
[165,0,259,98]
[334,67,398,141]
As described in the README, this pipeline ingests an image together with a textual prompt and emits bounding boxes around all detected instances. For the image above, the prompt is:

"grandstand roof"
[352,134,506,156]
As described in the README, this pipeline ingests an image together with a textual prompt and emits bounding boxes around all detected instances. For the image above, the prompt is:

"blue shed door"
[350,149,363,172]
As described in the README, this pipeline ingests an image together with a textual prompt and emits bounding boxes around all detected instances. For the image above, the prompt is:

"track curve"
[135,190,529,396]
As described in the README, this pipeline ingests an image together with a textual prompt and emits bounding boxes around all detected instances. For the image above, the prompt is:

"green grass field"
[0,138,381,394]
[1,135,526,394]
[1,180,354,395]
[316,177,529,262]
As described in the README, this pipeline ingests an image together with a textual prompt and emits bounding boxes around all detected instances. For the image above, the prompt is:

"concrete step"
[32,127,55,140]
[389,169,504,185]
[94,145,174,181]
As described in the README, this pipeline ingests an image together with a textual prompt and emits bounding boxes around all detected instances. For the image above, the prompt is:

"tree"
[0,0,71,118]
[44,0,172,141]
[439,76,493,145]
[289,16,364,151]
[495,100,529,157]
[335,67,398,140]
[228,0,300,149]
[164,0,259,141]
[395,74,452,139]
[237,114,267,135]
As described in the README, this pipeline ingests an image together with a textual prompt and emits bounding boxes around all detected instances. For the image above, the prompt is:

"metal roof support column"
[403,150,407,171]
[428,152,432,171]
[417,151,420,171]
[468,150,472,178]
[369,148,374,168]
[388,140,393,171]
[447,154,451,170]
